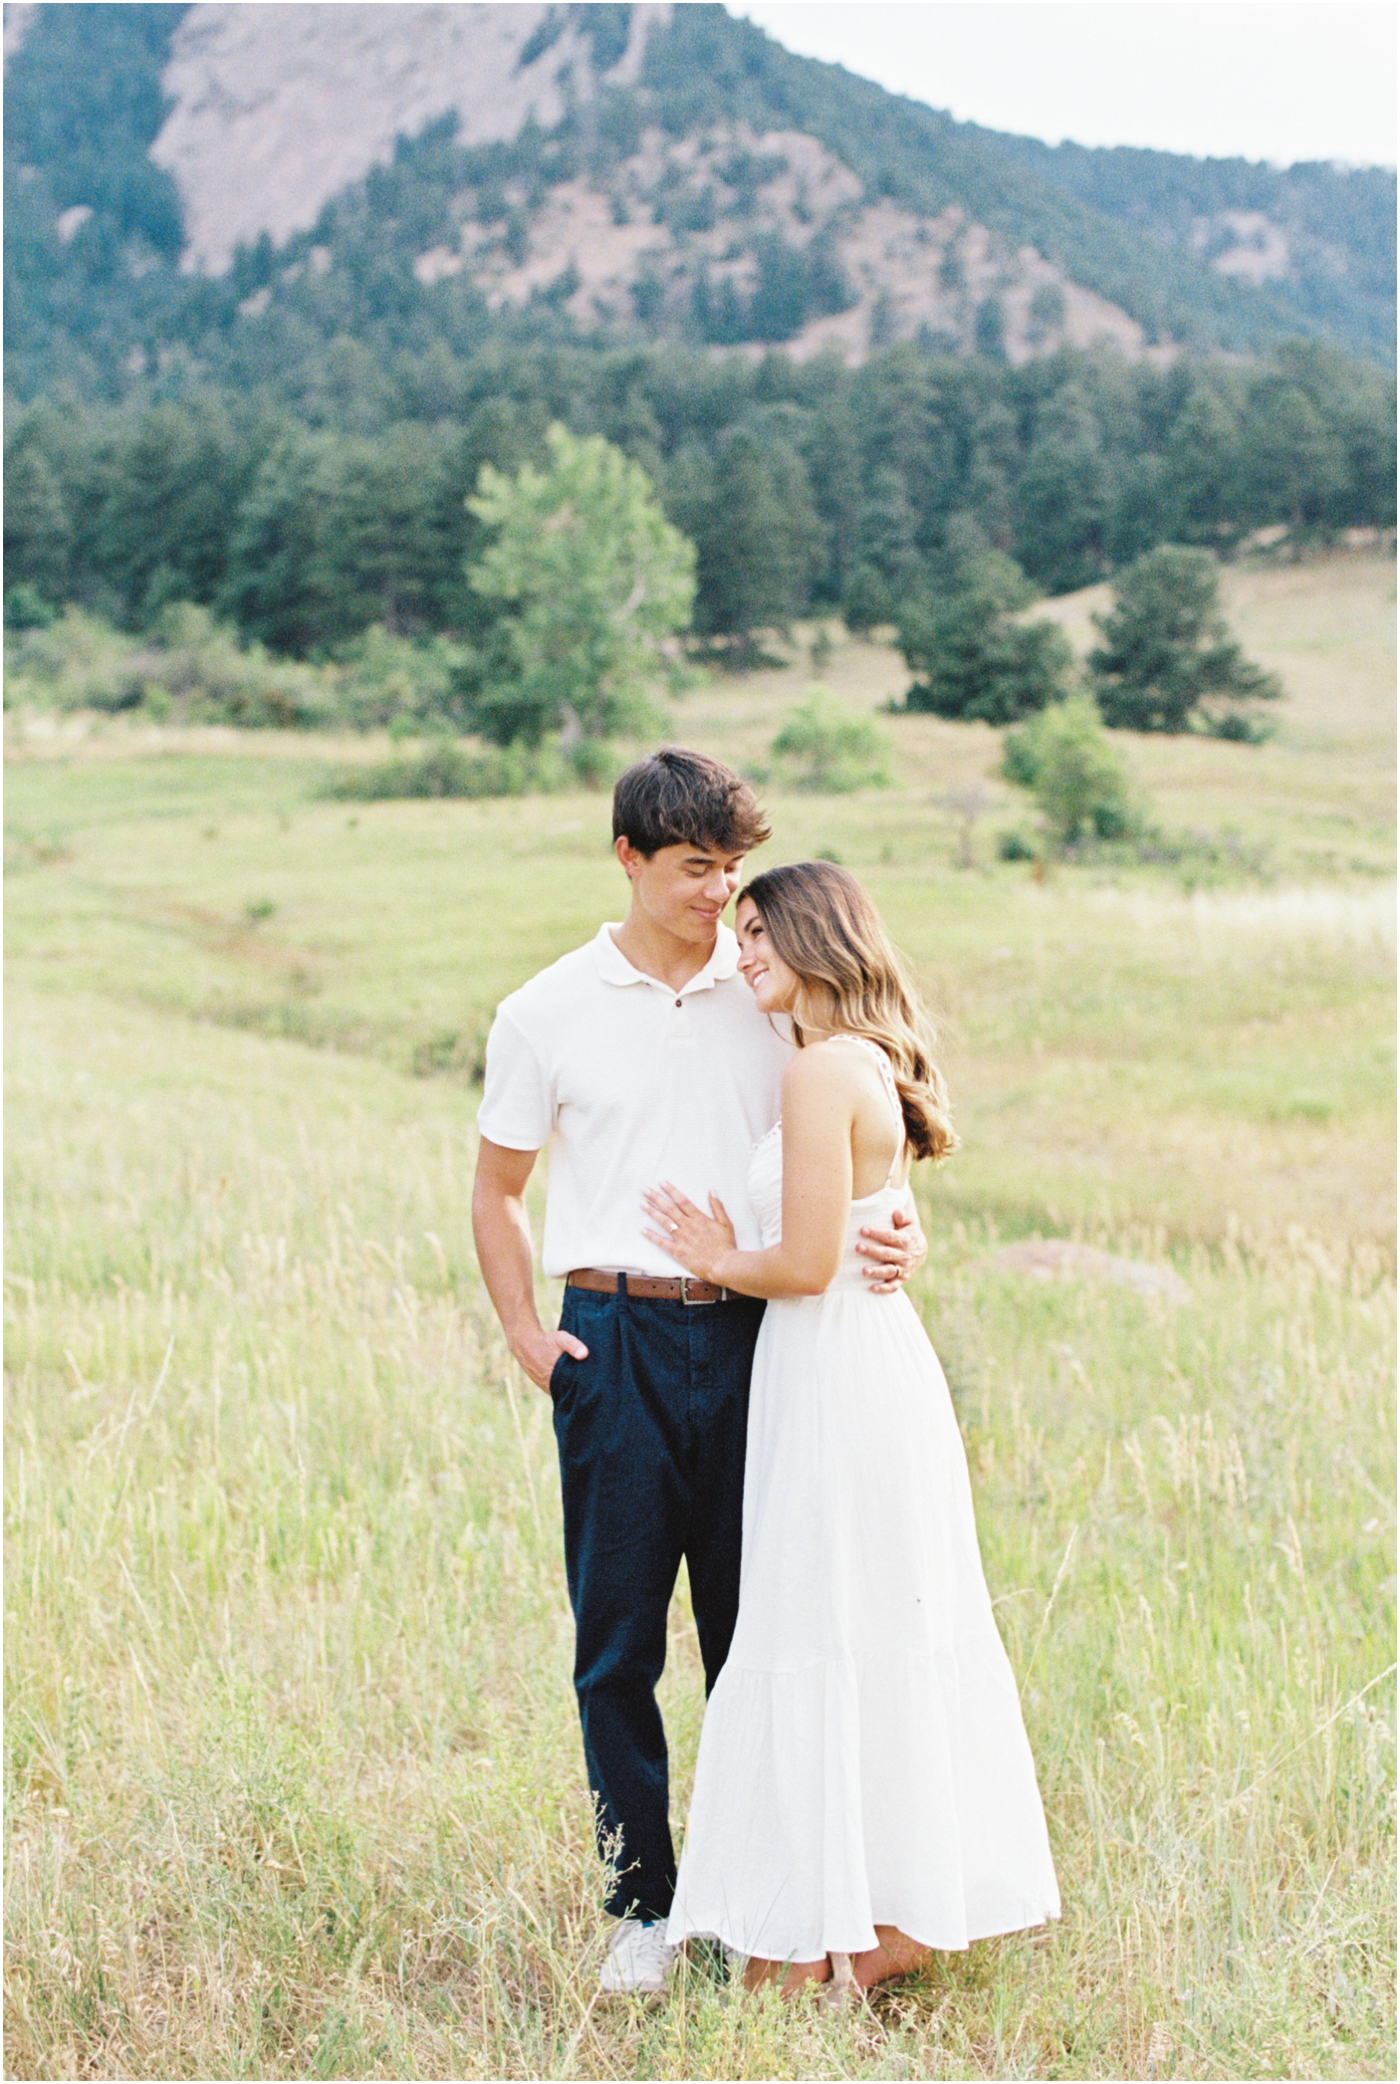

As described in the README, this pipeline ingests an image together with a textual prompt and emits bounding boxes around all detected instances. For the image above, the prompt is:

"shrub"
[770,690,889,792]
[1003,694,1141,847]
[3,601,489,734]
[138,604,337,727]
[1000,724,1043,789]
[4,606,147,712]
[3,601,336,726]
[562,736,628,791]
[1089,544,1282,733]
[330,624,471,733]
[324,741,560,802]
[4,584,55,631]
[1133,824,1275,883]
[1204,710,1279,744]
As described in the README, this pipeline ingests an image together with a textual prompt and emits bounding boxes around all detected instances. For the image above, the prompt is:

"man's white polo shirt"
[478,922,791,1279]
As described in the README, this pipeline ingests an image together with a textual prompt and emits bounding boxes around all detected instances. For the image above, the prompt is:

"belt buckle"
[679,1275,718,1305]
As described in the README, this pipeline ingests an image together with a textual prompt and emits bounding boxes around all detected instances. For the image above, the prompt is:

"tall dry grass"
[5,983,1393,2079]
[6,554,1394,2075]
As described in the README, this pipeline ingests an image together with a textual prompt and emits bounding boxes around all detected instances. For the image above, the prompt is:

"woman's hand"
[642,1182,738,1285]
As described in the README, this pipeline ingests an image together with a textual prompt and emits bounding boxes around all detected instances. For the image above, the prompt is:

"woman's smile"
[735,895,794,1010]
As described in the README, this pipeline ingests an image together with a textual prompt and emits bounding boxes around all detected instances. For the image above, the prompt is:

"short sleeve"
[477,1008,553,1151]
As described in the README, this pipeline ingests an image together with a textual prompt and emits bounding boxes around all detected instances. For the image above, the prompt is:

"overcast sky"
[728,3,1397,169]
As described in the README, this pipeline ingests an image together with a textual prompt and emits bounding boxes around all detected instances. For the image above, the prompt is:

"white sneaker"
[599,1918,677,1995]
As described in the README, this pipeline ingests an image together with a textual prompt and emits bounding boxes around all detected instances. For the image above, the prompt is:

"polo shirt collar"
[594,921,739,991]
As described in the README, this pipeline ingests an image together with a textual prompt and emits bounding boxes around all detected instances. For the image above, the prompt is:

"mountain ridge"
[3,0,1394,404]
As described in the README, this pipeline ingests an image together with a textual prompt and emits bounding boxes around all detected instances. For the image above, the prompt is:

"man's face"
[615,837,747,944]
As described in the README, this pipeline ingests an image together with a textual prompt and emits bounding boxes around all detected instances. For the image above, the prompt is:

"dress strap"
[827,1035,905,1184]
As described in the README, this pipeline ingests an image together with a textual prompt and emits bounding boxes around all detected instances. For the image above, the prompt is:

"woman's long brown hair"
[741,861,956,1163]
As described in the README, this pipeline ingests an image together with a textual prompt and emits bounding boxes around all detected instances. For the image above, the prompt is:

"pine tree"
[899,554,1073,724]
[1089,545,1281,733]
[667,427,817,657]
[2,436,72,603]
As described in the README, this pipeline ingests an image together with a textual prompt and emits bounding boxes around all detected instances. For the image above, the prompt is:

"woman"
[642,862,1059,1998]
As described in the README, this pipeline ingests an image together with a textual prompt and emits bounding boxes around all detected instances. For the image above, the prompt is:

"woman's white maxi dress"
[666,1042,1060,1962]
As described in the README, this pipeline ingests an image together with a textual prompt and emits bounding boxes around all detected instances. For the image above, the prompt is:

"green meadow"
[4,550,1395,2079]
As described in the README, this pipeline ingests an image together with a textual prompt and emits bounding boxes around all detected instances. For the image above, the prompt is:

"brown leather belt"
[567,1267,732,1304]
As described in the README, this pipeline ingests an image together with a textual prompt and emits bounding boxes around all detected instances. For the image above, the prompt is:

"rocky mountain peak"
[3,1,1392,387]
[150,2,671,276]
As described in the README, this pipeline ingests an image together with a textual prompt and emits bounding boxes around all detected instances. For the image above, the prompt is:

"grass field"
[5,549,1396,2079]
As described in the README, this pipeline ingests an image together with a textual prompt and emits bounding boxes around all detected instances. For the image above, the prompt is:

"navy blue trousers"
[549,1280,766,1922]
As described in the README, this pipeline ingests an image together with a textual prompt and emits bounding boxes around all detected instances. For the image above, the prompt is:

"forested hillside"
[996,136,1396,368]
[8,331,1393,657]
[4,3,1395,664]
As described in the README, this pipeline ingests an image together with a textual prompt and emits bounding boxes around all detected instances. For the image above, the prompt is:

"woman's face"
[735,896,800,1014]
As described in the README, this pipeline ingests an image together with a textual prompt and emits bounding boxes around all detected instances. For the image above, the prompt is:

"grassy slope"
[7,551,1394,1247]
[4,550,1396,2078]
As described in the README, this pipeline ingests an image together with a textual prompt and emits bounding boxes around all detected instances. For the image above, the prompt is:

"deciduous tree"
[461,423,695,749]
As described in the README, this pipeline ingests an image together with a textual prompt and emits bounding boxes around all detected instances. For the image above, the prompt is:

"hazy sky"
[729,3,1398,168]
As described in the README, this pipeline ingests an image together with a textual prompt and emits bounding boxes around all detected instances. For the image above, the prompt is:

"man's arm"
[855,1202,927,1293]
[472,1137,589,1392]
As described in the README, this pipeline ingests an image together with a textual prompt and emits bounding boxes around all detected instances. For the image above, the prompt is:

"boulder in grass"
[985,1238,1190,1304]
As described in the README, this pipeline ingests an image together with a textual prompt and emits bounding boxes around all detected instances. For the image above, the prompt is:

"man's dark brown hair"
[612,748,771,858]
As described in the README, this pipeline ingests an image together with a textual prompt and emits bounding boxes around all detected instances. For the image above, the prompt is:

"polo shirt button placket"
[478,917,791,1280]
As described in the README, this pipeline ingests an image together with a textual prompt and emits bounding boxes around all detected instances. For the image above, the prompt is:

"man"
[472,748,923,1994]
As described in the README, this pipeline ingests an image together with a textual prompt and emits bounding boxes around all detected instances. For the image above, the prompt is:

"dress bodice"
[746,1038,915,1293]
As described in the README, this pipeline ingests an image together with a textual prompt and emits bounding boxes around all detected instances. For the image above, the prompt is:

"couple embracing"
[473,749,1059,2000]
